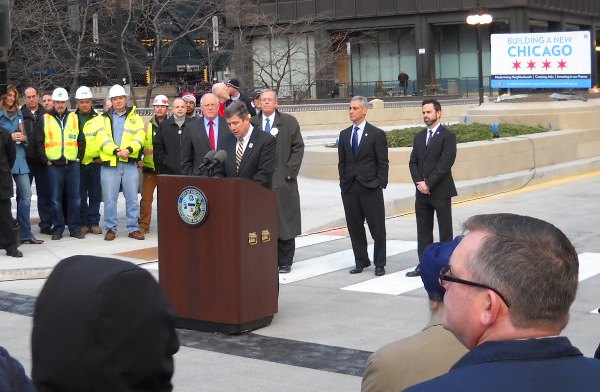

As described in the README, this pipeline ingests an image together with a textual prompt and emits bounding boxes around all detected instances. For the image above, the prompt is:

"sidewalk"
[4,156,600,280]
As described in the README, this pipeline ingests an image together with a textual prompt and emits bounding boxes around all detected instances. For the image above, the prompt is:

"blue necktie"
[352,126,359,157]
[265,117,271,133]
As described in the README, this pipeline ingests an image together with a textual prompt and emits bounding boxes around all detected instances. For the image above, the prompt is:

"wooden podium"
[157,175,278,333]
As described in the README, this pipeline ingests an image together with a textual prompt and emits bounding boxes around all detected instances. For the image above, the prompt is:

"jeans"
[139,171,157,232]
[80,163,102,227]
[47,163,82,234]
[13,173,33,239]
[29,163,52,231]
[101,162,140,233]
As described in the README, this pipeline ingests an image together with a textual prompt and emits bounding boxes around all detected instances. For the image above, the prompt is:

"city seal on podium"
[177,187,208,225]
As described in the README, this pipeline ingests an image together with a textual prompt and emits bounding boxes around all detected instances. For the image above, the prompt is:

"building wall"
[228,0,600,96]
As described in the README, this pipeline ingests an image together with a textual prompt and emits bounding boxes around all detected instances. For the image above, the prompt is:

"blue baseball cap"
[420,236,463,301]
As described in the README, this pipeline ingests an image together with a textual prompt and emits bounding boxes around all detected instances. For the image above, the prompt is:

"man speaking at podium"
[223,101,276,189]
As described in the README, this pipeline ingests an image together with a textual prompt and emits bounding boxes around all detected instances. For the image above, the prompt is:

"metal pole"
[349,42,354,97]
[476,25,484,105]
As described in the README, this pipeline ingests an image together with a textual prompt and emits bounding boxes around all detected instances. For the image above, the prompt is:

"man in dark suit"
[251,89,304,273]
[338,96,389,276]
[406,98,457,277]
[223,101,276,189]
[181,93,230,176]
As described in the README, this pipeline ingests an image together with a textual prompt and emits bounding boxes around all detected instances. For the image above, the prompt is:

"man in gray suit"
[361,237,467,392]
[251,90,304,273]
[181,93,230,176]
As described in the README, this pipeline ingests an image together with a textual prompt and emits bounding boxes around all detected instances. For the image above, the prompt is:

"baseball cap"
[420,236,462,301]
[226,79,240,90]
[252,89,264,100]
[181,92,196,103]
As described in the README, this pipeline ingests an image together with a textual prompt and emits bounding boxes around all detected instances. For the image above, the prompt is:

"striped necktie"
[236,138,244,171]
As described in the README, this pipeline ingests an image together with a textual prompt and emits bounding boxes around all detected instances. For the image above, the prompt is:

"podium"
[157,175,278,333]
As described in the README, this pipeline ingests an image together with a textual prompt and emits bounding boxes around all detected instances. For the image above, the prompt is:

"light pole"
[467,3,492,105]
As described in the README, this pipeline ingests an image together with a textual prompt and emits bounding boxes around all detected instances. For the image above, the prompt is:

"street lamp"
[467,3,492,105]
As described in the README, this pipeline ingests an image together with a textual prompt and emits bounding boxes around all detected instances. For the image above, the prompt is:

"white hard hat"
[153,94,169,106]
[75,86,93,100]
[108,84,127,99]
[51,87,69,102]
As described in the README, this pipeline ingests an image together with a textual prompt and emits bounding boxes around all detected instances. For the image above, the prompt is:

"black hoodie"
[31,256,180,392]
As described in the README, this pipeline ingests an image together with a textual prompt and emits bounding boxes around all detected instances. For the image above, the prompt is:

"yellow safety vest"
[97,106,146,167]
[142,119,157,170]
[80,111,104,165]
[43,112,79,161]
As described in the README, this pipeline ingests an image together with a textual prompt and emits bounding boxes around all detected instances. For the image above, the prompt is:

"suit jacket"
[408,125,457,198]
[406,337,600,392]
[223,127,276,189]
[153,116,190,175]
[338,122,388,193]
[361,310,467,392]
[181,116,229,176]
[251,111,304,239]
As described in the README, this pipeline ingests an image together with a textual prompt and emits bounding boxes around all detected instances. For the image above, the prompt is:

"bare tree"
[225,1,356,102]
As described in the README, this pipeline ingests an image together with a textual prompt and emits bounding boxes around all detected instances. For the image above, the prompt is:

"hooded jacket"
[32,255,180,392]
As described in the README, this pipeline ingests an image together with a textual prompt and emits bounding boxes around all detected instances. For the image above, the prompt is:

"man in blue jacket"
[407,213,600,392]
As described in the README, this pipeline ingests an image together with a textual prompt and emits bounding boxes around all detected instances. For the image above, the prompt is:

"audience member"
[361,237,467,392]
[407,213,600,391]
[32,255,179,391]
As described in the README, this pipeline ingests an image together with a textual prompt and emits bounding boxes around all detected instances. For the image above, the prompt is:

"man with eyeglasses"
[407,213,600,392]
[361,237,467,392]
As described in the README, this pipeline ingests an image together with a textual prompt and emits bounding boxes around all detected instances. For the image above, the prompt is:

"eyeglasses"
[439,265,511,307]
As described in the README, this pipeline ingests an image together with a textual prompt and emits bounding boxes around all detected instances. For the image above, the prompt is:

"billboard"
[490,31,591,89]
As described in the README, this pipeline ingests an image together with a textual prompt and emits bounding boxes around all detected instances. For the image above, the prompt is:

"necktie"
[426,129,433,146]
[351,126,359,157]
[236,138,244,171]
[264,117,271,134]
[208,121,215,150]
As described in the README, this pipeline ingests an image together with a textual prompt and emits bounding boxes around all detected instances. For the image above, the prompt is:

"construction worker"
[34,87,86,240]
[96,84,146,241]
[138,94,169,234]
[75,86,103,235]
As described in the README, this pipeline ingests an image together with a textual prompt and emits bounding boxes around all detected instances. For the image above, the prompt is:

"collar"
[240,125,254,143]
[428,123,441,133]
[451,337,582,371]
[352,120,366,132]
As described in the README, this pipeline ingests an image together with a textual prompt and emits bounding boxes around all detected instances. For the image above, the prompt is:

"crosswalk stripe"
[577,253,600,281]
[341,268,425,295]
[343,251,600,296]
[279,240,417,285]
[296,234,344,248]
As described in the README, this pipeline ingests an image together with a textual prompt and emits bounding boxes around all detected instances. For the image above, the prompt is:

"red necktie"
[208,121,215,150]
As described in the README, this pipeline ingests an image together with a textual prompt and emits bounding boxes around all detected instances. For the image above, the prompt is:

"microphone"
[197,150,217,172]
[206,150,228,170]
